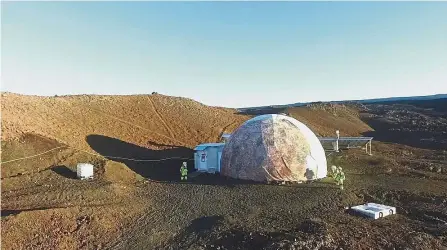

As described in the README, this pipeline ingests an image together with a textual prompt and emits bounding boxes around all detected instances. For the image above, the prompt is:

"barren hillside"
[286,103,372,137]
[1,93,250,249]
[237,103,372,137]
[1,93,248,150]
[2,93,446,250]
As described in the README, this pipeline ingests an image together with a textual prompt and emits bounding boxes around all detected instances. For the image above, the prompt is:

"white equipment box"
[76,163,94,180]
[351,203,396,219]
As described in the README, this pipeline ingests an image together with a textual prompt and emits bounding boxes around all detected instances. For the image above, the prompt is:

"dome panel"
[221,114,327,182]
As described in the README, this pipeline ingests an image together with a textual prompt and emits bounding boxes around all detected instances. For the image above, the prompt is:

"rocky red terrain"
[1,93,446,249]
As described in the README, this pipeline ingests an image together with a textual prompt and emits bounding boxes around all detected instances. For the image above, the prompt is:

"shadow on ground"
[51,165,77,179]
[1,210,23,217]
[86,135,260,186]
[1,202,122,218]
[86,134,196,182]
[86,135,340,188]
[1,207,62,217]
[165,215,225,249]
[164,216,333,250]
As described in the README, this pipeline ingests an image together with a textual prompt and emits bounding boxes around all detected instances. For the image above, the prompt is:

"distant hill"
[238,94,447,111]
[340,94,447,104]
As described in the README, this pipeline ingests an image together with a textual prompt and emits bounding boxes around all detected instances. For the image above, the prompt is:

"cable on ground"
[1,145,194,165]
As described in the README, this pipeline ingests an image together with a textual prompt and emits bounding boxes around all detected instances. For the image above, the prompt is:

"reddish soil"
[1,93,446,250]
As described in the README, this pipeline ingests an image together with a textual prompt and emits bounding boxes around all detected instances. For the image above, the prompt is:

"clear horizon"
[1,91,446,109]
[2,2,447,108]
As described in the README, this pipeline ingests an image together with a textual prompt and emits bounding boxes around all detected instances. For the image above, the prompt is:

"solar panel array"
[318,137,373,154]
[217,133,373,154]
[318,138,338,150]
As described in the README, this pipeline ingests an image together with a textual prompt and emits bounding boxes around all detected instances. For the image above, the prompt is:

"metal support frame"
[320,130,373,156]
[364,139,372,156]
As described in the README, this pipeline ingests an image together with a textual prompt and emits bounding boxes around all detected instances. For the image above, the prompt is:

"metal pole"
[335,130,340,152]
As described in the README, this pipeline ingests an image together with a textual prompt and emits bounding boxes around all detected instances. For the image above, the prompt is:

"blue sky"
[2,2,446,108]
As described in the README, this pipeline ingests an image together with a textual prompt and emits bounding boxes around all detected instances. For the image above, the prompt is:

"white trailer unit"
[194,143,225,174]
[77,163,94,180]
[351,203,396,219]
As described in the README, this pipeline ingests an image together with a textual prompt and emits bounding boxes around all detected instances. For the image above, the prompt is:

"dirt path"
[148,97,175,138]
[215,119,238,142]
[87,105,187,147]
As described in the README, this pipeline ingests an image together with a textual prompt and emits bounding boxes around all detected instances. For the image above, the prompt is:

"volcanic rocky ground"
[1,93,447,250]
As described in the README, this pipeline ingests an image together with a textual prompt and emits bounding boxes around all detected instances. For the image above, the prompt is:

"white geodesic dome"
[220,114,327,182]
